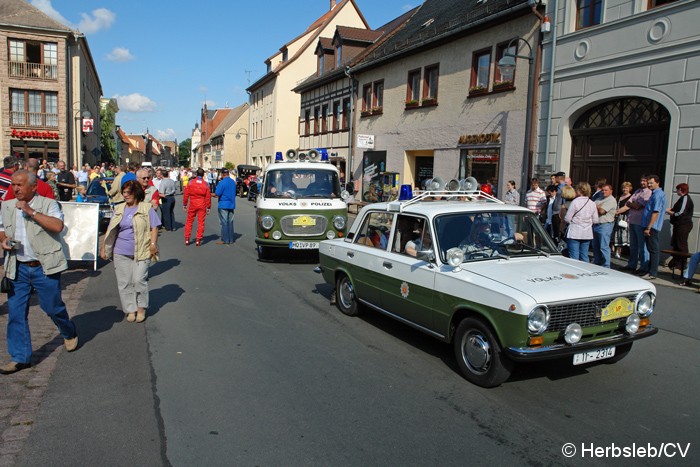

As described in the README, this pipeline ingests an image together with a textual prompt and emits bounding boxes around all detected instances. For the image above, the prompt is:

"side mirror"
[416,248,435,262]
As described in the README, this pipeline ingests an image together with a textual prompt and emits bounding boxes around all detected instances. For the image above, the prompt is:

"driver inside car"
[270,172,298,197]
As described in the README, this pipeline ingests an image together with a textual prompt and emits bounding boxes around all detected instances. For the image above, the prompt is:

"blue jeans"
[645,228,660,276]
[217,208,235,243]
[627,223,649,271]
[161,195,176,230]
[7,264,76,364]
[593,222,614,268]
[683,252,700,280]
[567,238,591,263]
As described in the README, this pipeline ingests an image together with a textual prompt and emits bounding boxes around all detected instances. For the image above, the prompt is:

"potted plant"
[371,106,383,114]
[360,109,372,117]
[493,79,514,91]
[421,97,437,106]
[405,99,419,108]
[469,84,487,96]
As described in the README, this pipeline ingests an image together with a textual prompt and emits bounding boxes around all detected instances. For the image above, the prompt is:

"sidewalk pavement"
[0,268,92,467]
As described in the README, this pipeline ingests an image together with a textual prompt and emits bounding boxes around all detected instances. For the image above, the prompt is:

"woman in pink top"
[565,182,599,262]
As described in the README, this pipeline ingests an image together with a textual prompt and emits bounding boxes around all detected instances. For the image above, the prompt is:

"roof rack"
[387,190,504,212]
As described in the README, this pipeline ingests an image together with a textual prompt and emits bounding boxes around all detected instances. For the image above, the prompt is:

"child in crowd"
[76,185,88,202]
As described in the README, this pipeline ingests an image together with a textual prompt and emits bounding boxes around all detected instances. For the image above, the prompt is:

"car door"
[347,211,394,308]
[380,215,436,330]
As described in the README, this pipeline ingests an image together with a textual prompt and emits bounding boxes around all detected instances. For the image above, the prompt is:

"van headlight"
[261,215,274,231]
[635,291,655,317]
[333,215,346,230]
[528,306,550,335]
[446,248,464,268]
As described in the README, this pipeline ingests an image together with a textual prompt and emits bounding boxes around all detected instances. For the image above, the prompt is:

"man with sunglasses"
[136,168,160,211]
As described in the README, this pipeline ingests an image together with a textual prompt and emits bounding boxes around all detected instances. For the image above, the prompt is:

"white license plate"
[573,346,615,365]
[289,241,319,250]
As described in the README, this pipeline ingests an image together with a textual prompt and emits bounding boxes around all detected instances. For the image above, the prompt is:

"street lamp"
[235,128,249,165]
[73,106,92,167]
[498,37,535,207]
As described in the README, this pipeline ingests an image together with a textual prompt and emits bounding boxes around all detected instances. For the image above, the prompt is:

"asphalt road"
[16,195,700,466]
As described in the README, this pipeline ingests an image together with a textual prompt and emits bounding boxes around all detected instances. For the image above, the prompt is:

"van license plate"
[573,346,615,365]
[289,241,319,250]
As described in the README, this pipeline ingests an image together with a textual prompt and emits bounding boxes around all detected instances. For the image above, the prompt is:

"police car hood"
[465,256,653,302]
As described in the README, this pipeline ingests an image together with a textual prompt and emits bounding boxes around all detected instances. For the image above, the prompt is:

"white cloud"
[157,129,177,141]
[78,8,116,34]
[106,47,134,62]
[198,86,208,94]
[114,93,157,112]
[31,0,73,27]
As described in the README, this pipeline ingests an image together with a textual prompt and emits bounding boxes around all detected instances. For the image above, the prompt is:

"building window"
[495,42,517,85]
[304,109,311,135]
[373,80,384,110]
[314,107,320,134]
[423,64,439,102]
[362,84,372,113]
[332,101,340,131]
[648,0,678,8]
[406,69,421,103]
[8,39,58,80]
[282,48,288,62]
[576,0,602,30]
[459,148,500,188]
[10,89,58,128]
[471,49,491,92]
[336,45,342,67]
[318,54,325,76]
[342,98,350,129]
[322,105,328,133]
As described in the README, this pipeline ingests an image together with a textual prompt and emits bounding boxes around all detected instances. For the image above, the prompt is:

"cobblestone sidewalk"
[0,269,91,467]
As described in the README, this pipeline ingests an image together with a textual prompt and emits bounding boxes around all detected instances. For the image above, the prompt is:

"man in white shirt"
[525,178,546,216]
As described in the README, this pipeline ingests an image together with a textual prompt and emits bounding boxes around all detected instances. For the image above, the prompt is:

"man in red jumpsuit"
[183,168,211,246]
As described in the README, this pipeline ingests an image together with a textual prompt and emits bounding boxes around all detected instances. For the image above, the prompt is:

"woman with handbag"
[100,180,160,323]
[666,183,694,272]
[613,181,633,259]
[564,182,599,262]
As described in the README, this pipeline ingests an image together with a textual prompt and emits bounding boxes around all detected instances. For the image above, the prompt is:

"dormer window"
[336,45,342,68]
[282,48,288,62]
[318,54,325,76]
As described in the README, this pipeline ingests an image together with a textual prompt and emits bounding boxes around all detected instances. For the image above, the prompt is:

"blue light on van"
[275,152,283,162]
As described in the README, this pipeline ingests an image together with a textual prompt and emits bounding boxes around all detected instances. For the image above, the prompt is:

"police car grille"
[546,294,638,332]
[281,215,327,236]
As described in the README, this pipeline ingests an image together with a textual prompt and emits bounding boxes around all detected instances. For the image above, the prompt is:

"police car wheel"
[454,317,512,388]
[336,274,360,317]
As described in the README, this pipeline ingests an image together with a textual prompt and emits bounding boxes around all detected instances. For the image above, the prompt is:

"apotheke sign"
[11,129,60,140]
[458,133,500,144]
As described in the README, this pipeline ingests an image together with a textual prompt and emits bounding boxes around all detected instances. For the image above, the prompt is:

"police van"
[255,149,350,260]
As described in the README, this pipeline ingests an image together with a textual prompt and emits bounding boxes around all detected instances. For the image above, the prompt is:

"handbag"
[617,219,628,229]
[1,275,12,294]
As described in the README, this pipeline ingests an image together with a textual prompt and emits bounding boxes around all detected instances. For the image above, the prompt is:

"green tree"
[178,138,191,166]
[100,106,117,164]
[224,161,235,171]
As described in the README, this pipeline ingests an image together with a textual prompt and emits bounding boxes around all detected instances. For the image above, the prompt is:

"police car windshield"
[434,211,559,262]
[264,169,341,199]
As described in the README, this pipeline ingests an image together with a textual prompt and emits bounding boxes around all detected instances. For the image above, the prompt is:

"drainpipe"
[344,66,355,190]
[542,0,558,173]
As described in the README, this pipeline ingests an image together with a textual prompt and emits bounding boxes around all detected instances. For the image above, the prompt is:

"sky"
[31,0,417,143]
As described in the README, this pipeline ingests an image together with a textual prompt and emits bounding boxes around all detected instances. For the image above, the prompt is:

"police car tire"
[605,343,632,364]
[336,274,360,317]
[454,317,513,388]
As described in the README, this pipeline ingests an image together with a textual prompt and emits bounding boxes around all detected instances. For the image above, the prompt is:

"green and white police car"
[256,149,349,260]
[318,188,658,387]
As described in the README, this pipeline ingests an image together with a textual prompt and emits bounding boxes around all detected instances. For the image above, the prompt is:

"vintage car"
[85,177,114,232]
[318,189,658,387]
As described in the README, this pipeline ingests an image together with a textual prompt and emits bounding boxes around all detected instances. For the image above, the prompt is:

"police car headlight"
[625,314,640,334]
[333,216,346,230]
[326,231,336,239]
[635,291,655,317]
[272,231,282,240]
[564,323,582,344]
[261,216,274,230]
[527,306,550,335]
[446,248,464,268]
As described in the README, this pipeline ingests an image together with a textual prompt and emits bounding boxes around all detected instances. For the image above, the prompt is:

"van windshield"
[264,169,340,199]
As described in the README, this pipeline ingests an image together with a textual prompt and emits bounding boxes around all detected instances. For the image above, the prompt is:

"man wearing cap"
[214,168,236,244]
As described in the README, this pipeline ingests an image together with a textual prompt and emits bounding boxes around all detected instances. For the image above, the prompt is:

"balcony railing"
[10,111,59,129]
[8,61,58,80]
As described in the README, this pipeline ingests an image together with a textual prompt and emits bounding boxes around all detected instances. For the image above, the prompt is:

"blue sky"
[31,0,417,143]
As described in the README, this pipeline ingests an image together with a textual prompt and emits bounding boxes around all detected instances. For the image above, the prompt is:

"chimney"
[330,0,337,9]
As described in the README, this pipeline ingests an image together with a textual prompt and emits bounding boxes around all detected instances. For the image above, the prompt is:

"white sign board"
[82,118,94,132]
[357,134,375,149]
[60,202,100,270]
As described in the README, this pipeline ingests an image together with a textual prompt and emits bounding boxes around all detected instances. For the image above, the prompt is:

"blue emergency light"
[275,152,283,162]
[320,149,329,162]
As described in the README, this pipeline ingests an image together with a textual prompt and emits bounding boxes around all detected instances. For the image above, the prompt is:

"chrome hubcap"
[463,331,491,374]
[339,279,354,308]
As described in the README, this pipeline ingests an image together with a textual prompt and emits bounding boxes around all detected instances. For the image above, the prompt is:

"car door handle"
[383,261,393,269]
[347,251,354,258]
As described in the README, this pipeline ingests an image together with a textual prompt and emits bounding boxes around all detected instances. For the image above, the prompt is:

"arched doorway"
[570,97,670,191]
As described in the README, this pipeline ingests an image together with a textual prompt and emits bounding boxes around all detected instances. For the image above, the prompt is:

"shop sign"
[357,134,375,149]
[82,118,94,132]
[466,153,500,162]
[11,129,60,140]
[458,133,500,145]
